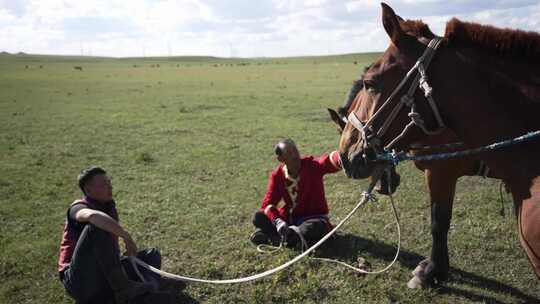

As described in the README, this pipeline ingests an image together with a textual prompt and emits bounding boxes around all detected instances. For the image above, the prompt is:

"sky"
[1,0,539,58]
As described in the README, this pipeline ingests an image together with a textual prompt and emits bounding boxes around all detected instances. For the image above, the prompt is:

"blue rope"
[377,130,540,165]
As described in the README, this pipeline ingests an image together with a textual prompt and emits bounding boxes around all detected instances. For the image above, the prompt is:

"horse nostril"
[340,152,350,167]
[363,148,377,162]
[349,150,363,164]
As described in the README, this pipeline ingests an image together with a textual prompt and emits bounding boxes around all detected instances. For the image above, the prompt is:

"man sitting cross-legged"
[250,139,343,249]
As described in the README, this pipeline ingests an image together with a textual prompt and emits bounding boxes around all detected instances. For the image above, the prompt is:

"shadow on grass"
[316,232,425,269]
[440,269,540,304]
[316,233,540,304]
[159,279,200,304]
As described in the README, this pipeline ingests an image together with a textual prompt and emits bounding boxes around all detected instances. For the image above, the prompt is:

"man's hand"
[122,235,138,256]
[77,208,139,256]
[77,208,137,255]
[274,218,289,240]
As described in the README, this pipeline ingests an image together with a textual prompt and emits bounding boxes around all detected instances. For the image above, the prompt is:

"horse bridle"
[347,37,446,157]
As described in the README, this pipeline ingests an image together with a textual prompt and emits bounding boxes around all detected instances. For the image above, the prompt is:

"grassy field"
[0,52,538,304]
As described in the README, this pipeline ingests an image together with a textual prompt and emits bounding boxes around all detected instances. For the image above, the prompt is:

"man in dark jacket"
[58,166,172,303]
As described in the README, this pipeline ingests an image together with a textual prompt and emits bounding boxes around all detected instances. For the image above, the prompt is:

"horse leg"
[516,189,540,279]
[409,168,457,287]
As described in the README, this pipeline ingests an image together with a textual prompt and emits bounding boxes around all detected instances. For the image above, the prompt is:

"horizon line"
[0,50,383,60]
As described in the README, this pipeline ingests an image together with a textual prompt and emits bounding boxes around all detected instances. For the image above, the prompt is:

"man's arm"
[316,151,343,175]
[259,170,291,237]
[260,170,287,222]
[74,208,138,256]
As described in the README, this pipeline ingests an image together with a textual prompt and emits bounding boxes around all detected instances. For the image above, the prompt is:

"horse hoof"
[407,275,424,289]
[411,258,430,276]
[411,263,424,276]
[408,259,430,289]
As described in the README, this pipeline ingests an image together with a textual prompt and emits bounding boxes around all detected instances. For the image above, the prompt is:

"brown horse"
[338,3,540,283]
[329,69,499,287]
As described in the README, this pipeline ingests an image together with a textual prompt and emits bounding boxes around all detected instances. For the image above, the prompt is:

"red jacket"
[260,151,342,225]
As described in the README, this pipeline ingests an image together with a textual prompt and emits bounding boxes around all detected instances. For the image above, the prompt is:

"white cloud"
[0,0,539,57]
[0,8,16,24]
[346,0,382,13]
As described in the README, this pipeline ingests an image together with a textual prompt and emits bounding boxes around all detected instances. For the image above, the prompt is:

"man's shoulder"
[70,198,87,208]
[302,155,315,162]
[270,163,285,175]
[301,155,322,167]
[268,165,287,185]
[302,153,339,172]
[67,199,89,223]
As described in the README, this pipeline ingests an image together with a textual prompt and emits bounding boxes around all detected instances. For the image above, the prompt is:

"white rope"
[311,189,401,274]
[133,171,386,284]
[256,240,283,254]
[128,256,147,282]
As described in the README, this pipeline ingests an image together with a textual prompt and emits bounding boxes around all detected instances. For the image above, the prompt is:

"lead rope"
[380,130,540,165]
[310,168,401,274]
[256,238,284,253]
[132,169,400,284]
[128,256,147,283]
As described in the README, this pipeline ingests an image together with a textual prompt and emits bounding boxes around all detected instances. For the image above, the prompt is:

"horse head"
[339,3,448,179]
[328,64,373,134]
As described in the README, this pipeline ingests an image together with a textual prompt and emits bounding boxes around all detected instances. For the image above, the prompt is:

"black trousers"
[61,224,161,304]
[252,211,329,247]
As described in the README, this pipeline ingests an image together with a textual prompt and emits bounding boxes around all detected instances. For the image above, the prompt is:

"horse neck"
[432,47,540,179]
[464,48,540,102]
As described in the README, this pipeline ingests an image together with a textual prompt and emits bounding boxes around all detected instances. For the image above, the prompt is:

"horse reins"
[347,37,446,152]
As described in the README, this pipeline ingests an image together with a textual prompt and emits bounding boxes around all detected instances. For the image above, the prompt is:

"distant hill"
[0,52,382,65]
[0,53,114,63]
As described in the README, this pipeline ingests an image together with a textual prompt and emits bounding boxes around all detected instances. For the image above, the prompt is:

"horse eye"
[363,79,378,93]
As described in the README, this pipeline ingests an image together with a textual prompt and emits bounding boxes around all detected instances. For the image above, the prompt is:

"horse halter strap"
[348,37,446,151]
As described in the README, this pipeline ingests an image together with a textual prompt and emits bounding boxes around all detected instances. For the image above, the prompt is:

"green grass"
[0,53,538,304]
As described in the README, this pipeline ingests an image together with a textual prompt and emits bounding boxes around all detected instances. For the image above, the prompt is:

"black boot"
[252,211,281,246]
[250,229,280,246]
[284,228,301,249]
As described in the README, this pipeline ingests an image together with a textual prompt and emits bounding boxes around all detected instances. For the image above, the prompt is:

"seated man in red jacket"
[250,138,342,248]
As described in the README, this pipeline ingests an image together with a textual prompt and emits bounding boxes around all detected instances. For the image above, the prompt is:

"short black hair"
[78,166,107,194]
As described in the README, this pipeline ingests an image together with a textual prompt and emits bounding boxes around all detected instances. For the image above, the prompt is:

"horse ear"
[327,108,346,133]
[381,3,405,47]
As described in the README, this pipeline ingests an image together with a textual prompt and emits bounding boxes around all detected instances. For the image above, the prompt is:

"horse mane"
[444,18,540,63]
[393,18,540,124]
